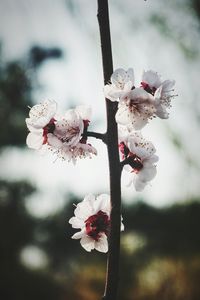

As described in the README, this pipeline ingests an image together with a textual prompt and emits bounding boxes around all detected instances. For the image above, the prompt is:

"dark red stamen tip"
[42,118,56,144]
[85,211,110,241]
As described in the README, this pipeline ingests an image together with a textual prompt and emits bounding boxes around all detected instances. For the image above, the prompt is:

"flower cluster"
[25,68,176,253]
[104,68,176,191]
[26,100,97,163]
[69,193,124,253]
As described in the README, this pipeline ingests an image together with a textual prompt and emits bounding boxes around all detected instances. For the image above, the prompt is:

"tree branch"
[97,1,122,300]
[83,131,107,143]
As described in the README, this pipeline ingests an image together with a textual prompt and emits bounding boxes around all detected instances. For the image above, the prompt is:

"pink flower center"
[119,142,130,160]
[85,211,110,241]
[141,81,156,96]
[43,118,56,144]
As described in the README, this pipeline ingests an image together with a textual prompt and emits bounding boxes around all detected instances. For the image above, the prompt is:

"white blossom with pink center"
[26,100,57,150]
[119,129,158,191]
[52,141,97,164]
[115,88,156,130]
[104,68,134,102]
[47,105,97,163]
[141,70,176,119]
[26,102,97,162]
[50,106,88,148]
[69,194,124,253]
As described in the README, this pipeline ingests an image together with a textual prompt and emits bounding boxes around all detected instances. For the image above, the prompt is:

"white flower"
[69,194,124,253]
[119,131,158,191]
[104,68,134,102]
[115,88,156,130]
[141,70,176,119]
[26,103,97,162]
[26,100,57,130]
[47,105,91,148]
[26,100,57,150]
[53,110,84,147]
[46,105,97,163]
[53,142,97,164]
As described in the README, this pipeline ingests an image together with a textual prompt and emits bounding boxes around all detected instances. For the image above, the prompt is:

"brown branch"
[83,131,107,143]
[97,1,122,300]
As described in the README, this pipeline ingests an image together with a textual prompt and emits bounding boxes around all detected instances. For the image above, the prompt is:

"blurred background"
[0,0,200,299]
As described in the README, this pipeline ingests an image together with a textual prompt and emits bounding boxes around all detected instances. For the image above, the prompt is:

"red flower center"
[85,211,110,241]
[119,142,143,173]
[141,81,156,96]
[43,118,56,144]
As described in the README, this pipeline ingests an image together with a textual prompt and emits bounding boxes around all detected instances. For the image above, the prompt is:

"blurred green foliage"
[0,57,32,147]
[1,178,200,300]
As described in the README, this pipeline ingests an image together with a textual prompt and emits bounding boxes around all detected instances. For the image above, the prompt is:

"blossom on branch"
[26,100,57,149]
[105,68,176,130]
[69,194,124,253]
[25,101,97,162]
[141,70,176,119]
[119,129,158,191]
[115,88,156,130]
[104,68,134,102]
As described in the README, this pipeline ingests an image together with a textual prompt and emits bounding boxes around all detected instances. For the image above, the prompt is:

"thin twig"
[83,131,107,143]
[97,1,122,300]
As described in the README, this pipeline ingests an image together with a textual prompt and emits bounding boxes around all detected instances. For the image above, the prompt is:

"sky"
[0,0,200,213]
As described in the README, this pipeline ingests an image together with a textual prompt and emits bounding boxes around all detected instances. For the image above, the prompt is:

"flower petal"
[26,131,43,150]
[80,235,95,252]
[71,230,85,240]
[69,216,85,229]
[94,233,108,253]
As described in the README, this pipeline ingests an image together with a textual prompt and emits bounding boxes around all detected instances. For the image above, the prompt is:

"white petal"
[94,233,108,253]
[128,88,152,100]
[155,104,169,119]
[142,70,162,88]
[76,105,91,120]
[128,134,156,158]
[74,194,96,219]
[95,194,110,215]
[26,131,43,150]
[64,109,79,122]
[116,105,131,125]
[103,84,121,102]
[80,235,95,252]
[161,79,175,92]
[47,133,63,148]
[29,100,57,128]
[111,68,127,85]
[69,216,84,229]
[154,85,162,100]
[126,68,135,84]
[139,164,157,182]
[129,116,148,130]
[71,230,85,240]
[134,178,147,191]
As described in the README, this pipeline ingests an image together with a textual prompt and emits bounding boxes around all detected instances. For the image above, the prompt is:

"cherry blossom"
[141,70,176,119]
[105,68,176,130]
[104,68,134,102]
[26,100,57,150]
[115,88,156,130]
[53,142,97,164]
[49,105,91,148]
[69,194,124,252]
[119,130,158,191]
[26,102,97,162]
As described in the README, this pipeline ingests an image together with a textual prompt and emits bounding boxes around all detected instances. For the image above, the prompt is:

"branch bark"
[83,131,107,143]
[97,1,122,300]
